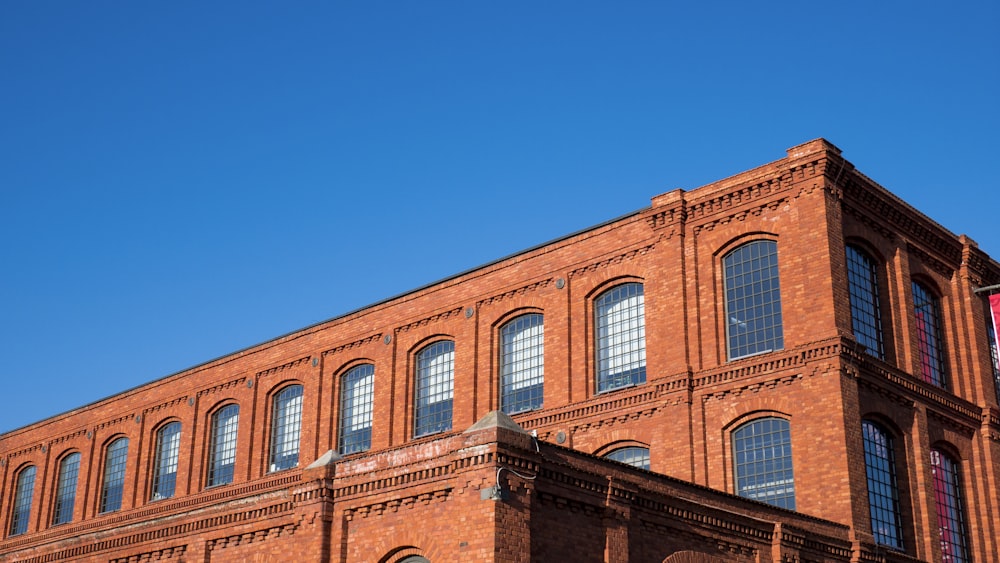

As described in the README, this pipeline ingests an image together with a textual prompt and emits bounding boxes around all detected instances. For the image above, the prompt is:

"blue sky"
[1,1,997,434]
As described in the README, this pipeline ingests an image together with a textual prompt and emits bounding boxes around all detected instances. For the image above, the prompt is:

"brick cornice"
[322,333,382,357]
[691,196,789,236]
[342,487,453,520]
[476,277,553,309]
[142,396,188,416]
[907,242,954,278]
[567,243,656,279]
[196,375,248,398]
[926,408,976,438]
[963,242,1000,287]
[255,355,311,379]
[843,346,983,425]
[516,339,846,435]
[647,143,843,239]
[394,306,464,334]
[839,170,963,268]
[206,520,299,554]
[0,473,301,557]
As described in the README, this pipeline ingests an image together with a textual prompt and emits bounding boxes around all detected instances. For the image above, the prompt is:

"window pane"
[500,314,544,414]
[100,438,129,513]
[9,466,36,536]
[931,450,970,563]
[913,282,946,388]
[269,385,303,472]
[596,283,646,392]
[151,422,181,500]
[208,404,239,486]
[604,446,650,470]
[861,421,903,549]
[415,341,454,437]
[52,453,81,525]
[725,241,784,359]
[846,246,885,359]
[987,316,1000,406]
[733,418,795,509]
[339,364,374,454]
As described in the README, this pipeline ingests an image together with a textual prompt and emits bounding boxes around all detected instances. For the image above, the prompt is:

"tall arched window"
[414,341,454,437]
[207,404,239,487]
[913,282,946,388]
[732,418,795,509]
[8,466,36,536]
[151,421,181,500]
[988,317,1000,406]
[52,452,81,525]
[339,364,374,454]
[724,240,784,360]
[500,313,544,414]
[100,437,129,513]
[931,449,970,563]
[269,385,303,472]
[604,446,650,470]
[595,282,646,392]
[861,421,903,549]
[846,245,885,359]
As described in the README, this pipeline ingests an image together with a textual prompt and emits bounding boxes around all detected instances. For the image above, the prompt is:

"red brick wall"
[2,139,998,562]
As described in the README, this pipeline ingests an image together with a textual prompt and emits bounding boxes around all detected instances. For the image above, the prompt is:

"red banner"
[991,294,1000,354]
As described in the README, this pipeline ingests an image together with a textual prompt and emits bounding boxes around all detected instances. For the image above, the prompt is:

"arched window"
[207,404,239,487]
[931,449,970,563]
[913,282,946,388]
[500,313,544,414]
[414,341,454,437]
[269,385,303,472]
[151,422,181,500]
[604,446,650,470]
[846,245,885,359]
[861,421,903,549]
[52,452,81,525]
[988,317,1000,406]
[8,466,35,536]
[339,364,374,454]
[595,282,646,392]
[724,240,784,359]
[100,437,129,513]
[732,418,795,509]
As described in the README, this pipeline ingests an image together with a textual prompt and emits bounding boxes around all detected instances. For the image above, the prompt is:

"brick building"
[1,139,998,562]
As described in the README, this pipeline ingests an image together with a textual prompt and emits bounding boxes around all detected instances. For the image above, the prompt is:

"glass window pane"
[52,453,81,525]
[847,246,885,359]
[724,241,783,359]
[100,438,129,513]
[596,283,646,392]
[269,385,303,472]
[913,282,947,388]
[732,418,795,509]
[988,318,1000,406]
[500,314,544,414]
[339,364,374,454]
[605,446,650,470]
[208,404,239,487]
[861,421,903,549]
[9,466,36,535]
[931,450,970,563]
[415,341,454,437]
[151,422,181,500]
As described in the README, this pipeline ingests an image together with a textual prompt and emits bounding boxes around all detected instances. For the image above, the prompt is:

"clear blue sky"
[2,1,997,434]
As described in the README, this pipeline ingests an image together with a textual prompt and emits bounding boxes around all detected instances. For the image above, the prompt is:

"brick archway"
[662,550,731,563]
[380,546,428,563]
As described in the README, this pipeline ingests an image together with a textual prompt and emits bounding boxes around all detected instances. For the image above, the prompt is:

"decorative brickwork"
[2,139,998,562]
